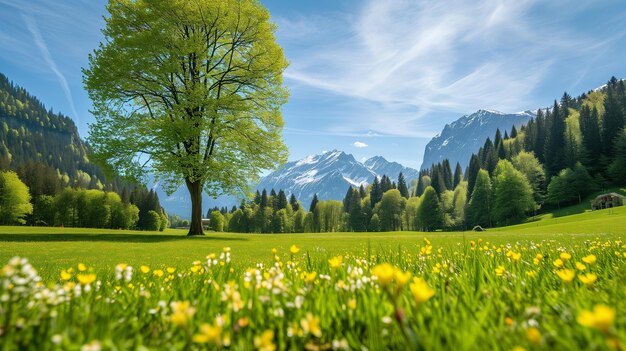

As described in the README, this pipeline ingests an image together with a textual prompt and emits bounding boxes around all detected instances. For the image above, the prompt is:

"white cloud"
[279,0,616,137]
[353,141,368,148]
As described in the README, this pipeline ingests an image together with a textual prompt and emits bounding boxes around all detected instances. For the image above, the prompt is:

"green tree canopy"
[467,169,492,228]
[84,0,289,235]
[491,160,535,226]
[0,171,33,225]
[417,186,444,232]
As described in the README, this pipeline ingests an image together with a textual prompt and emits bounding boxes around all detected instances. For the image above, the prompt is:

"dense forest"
[205,77,626,233]
[0,73,166,229]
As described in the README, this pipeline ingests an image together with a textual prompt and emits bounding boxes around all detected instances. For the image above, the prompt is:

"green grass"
[1,207,625,350]
[0,206,625,277]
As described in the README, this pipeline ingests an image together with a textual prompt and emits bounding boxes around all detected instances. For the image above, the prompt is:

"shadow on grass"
[0,233,249,243]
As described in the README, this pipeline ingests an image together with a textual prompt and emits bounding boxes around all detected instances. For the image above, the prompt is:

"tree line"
[0,162,167,230]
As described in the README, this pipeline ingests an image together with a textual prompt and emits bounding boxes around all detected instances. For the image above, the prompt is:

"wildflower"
[328,256,343,269]
[372,263,394,287]
[553,259,564,268]
[578,305,615,332]
[166,267,176,274]
[347,298,357,310]
[290,245,300,254]
[495,266,506,277]
[77,274,96,286]
[153,269,164,278]
[170,301,196,327]
[254,330,276,351]
[560,252,571,261]
[556,269,575,283]
[60,269,72,281]
[304,272,317,284]
[80,340,101,351]
[533,254,543,265]
[526,327,541,344]
[393,269,412,289]
[505,317,513,326]
[301,313,322,337]
[78,263,87,272]
[140,265,150,274]
[582,255,597,265]
[578,273,597,287]
[193,323,222,345]
[409,277,435,305]
[526,270,538,279]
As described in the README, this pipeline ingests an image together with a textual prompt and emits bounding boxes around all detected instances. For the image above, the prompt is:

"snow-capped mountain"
[257,150,419,207]
[156,150,420,216]
[420,109,535,170]
[364,156,420,182]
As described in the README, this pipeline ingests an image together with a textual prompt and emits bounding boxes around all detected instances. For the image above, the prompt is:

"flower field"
[1,234,625,350]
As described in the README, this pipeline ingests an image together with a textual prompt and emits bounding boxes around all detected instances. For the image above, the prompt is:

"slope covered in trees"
[0,73,166,230]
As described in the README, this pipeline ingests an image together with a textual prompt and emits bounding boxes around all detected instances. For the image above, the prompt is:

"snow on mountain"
[420,109,535,170]
[363,156,420,182]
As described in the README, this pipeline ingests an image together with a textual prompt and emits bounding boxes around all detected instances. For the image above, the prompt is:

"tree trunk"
[186,179,204,236]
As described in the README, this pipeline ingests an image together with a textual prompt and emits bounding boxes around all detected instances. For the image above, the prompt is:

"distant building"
[591,193,625,210]
[202,218,211,229]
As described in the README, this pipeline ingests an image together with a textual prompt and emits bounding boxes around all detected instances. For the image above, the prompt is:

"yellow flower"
[170,301,196,327]
[582,255,596,265]
[290,245,300,254]
[153,269,164,278]
[300,313,322,337]
[575,262,586,271]
[166,267,176,274]
[254,330,276,351]
[577,305,615,332]
[190,266,201,273]
[526,327,541,344]
[578,273,597,286]
[77,273,96,285]
[140,265,150,274]
[116,263,128,270]
[328,256,343,269]
[304,272,317,284]
[393,269,412,289]
[409,277,435,305]
[553,259,564,268]
[78,263,87,272]
[347,298,357,310]
[556,269,575,283]
[510,252,522,262]
[60,269,72,281]
[495,266,506,277]
[533,254,543,265]
[193,323,221,345]
[372,263,394,287]
[560,252,571,261]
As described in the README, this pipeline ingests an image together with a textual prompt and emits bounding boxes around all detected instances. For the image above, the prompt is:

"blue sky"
[1,0,625,169]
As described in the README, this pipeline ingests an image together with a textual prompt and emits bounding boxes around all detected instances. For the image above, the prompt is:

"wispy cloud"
[353,141,368,148]
[21,13,80,121]
[279,0,620,137]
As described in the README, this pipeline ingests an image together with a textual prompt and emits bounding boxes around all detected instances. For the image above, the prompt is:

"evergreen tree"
[510,125,518,139]
[579,106,603,174]
[544,101,566,177]
[466,154,481,196]
[467,169,492,228]
[348,189,364,232]
[602,85,625,157]
[309,193,319,213]
[430,165,446,195]
[442,159,453,190]
[289,193,300,211]
[343,187,354,212]
[453,162,463,188]
[276,189,288,210]
[397,172,409,198]
[380,175,393,193]
[358,185,366,198]
[370,177,383,208]
[608,128,626,185]
[260,189,268,208]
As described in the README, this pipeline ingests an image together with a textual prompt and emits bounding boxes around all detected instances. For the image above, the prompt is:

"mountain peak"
[421,109,536,170]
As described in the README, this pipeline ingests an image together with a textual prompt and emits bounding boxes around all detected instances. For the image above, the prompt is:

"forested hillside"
[0,73,166,229]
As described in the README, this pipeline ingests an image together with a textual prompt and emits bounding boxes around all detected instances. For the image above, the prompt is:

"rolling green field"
[0,205,624,276]
[1,207,625,350]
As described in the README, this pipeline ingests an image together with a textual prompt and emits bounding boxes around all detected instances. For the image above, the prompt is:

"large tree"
[84,0,289,235]
[0,171,33,225]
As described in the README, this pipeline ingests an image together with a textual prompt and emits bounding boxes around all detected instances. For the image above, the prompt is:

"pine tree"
[260,189,268,208]
[453,162,463,188]
[276,189,288,210]
[397,172,409,198]
[343,187,354,212]
[442,159,453,190]
[359,185,366,198]
[417,186,444,232]
[430,165,446,194]
[510,125,518,139]
[289,193,300,211]
[579,105,603,173]
[370,177,382,208]
[309,194,319,213]
[608,128,626,185]
[466,169,492,228]
[602,85,625,157]
[348,188,364,232]
[466,154,481,197]
[544,100,566,177]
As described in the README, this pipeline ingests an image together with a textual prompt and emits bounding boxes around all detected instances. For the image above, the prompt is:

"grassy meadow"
[1,206,625,350]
